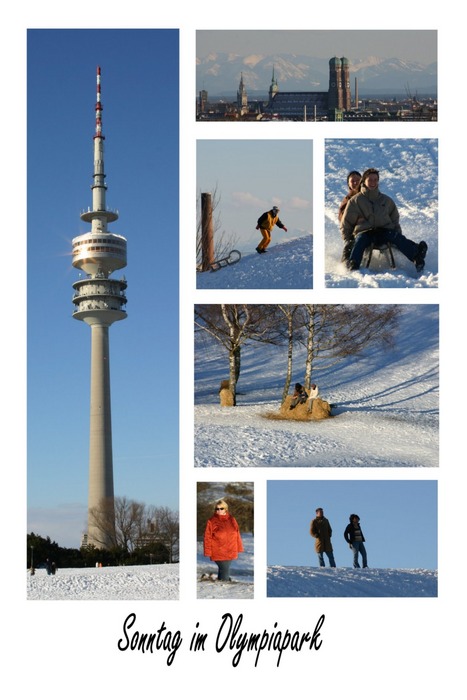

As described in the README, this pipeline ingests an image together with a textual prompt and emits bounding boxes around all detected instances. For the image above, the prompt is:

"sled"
[209,249,241,272]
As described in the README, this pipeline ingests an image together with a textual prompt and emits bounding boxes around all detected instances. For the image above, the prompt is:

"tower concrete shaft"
[72,66,127,549]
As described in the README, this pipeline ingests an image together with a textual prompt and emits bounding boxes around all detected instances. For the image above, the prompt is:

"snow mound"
[267,566,437,597]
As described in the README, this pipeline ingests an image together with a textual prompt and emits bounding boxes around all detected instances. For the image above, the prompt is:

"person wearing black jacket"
[344,514,368,568]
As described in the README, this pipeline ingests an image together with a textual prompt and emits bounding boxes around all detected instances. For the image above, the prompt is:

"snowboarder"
[255,206,288,253]
[344,514,368,568]
[203,499,244,581]
[340,168,428,272]
[310,508,336,567]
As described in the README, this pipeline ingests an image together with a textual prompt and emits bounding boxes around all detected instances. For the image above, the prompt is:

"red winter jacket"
[204,513,244,561]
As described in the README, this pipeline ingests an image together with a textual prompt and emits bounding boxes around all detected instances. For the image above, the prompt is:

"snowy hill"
[325,139,438,288]
[267,566,437,597]
[195,304,438,468]
[196,235,312,289]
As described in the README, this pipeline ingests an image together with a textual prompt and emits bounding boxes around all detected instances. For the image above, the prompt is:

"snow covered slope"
[196,235,313,289]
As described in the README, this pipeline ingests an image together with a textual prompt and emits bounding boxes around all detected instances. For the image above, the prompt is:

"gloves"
[255,225,259,230]
[283,227,288,232]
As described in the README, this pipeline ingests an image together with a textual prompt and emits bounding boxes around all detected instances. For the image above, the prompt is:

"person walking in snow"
[338,170,361,264]
[289,382,308,409]
[203,499,244,582]
[310,507,336,567]
[255,205,288,253]
[340,168,428,272]
[344,513,368,568]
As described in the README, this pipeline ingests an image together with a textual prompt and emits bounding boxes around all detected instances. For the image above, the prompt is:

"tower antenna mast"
[71,66,128,549]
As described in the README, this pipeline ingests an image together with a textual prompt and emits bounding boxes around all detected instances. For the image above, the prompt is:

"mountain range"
[196,52,437,96]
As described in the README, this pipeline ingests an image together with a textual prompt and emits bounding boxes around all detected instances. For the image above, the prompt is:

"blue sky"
[27,29,179,548]
[267,480,437,569]
[197,140,313,254]
[197,30,437,64]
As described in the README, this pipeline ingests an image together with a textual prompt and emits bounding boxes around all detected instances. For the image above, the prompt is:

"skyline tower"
[71,67,128,549]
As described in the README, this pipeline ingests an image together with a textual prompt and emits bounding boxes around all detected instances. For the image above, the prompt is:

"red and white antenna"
[95,65,104,139]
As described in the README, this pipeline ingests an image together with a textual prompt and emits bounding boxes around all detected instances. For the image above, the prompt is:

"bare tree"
[87,497,117,550]
[89,497,179,558]
[277,304,304,402]
[299,304,401,390]
[195,304,282,404]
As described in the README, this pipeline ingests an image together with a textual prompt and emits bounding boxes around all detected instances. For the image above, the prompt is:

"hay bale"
[279,395,331,421]
[219,379,234,406]
[310,397,332,420]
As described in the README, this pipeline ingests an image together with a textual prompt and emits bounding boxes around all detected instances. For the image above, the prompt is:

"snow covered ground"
[196,234,313,289]
[267,566,437,597]
[195,304,438,468]
[25,552,436,601]
[27,563,179,600]
[325,138,438,288]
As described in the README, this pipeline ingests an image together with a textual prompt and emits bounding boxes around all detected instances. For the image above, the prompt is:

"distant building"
[263,56,351,120]
[237,72,249,116]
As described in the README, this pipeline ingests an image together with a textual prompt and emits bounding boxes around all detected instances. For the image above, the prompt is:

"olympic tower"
[71,67,127,549]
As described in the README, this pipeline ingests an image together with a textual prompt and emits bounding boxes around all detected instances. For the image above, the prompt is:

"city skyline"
[27,29,179,548]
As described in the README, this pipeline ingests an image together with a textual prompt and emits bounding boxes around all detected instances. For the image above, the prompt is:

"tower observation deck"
[72,66,127,549]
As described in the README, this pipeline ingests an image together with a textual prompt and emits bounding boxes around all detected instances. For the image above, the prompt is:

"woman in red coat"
[203,499,244,581]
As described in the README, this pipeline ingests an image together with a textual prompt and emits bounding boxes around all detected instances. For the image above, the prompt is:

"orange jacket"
[204,513,244,561]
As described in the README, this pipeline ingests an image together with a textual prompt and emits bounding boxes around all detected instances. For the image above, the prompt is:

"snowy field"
[27,563,179,600]
[325,138,438,288]
[267,566,437,597]
[196,234,313,289]
[195,304,439,468]
[197,533,254,599]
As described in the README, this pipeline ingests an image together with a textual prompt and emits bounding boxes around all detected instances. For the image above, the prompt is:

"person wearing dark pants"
[344,514,368,568]
[340,168,427,272]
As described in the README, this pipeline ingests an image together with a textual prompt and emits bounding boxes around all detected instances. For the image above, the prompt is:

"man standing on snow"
[255,205,288,253]
[310,507,336,567]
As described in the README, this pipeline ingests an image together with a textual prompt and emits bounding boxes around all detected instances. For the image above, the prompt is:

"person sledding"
[255,205,288,253]
[340,168,428,272]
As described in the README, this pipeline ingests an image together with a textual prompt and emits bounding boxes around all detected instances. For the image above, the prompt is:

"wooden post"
[201,192,215,271]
